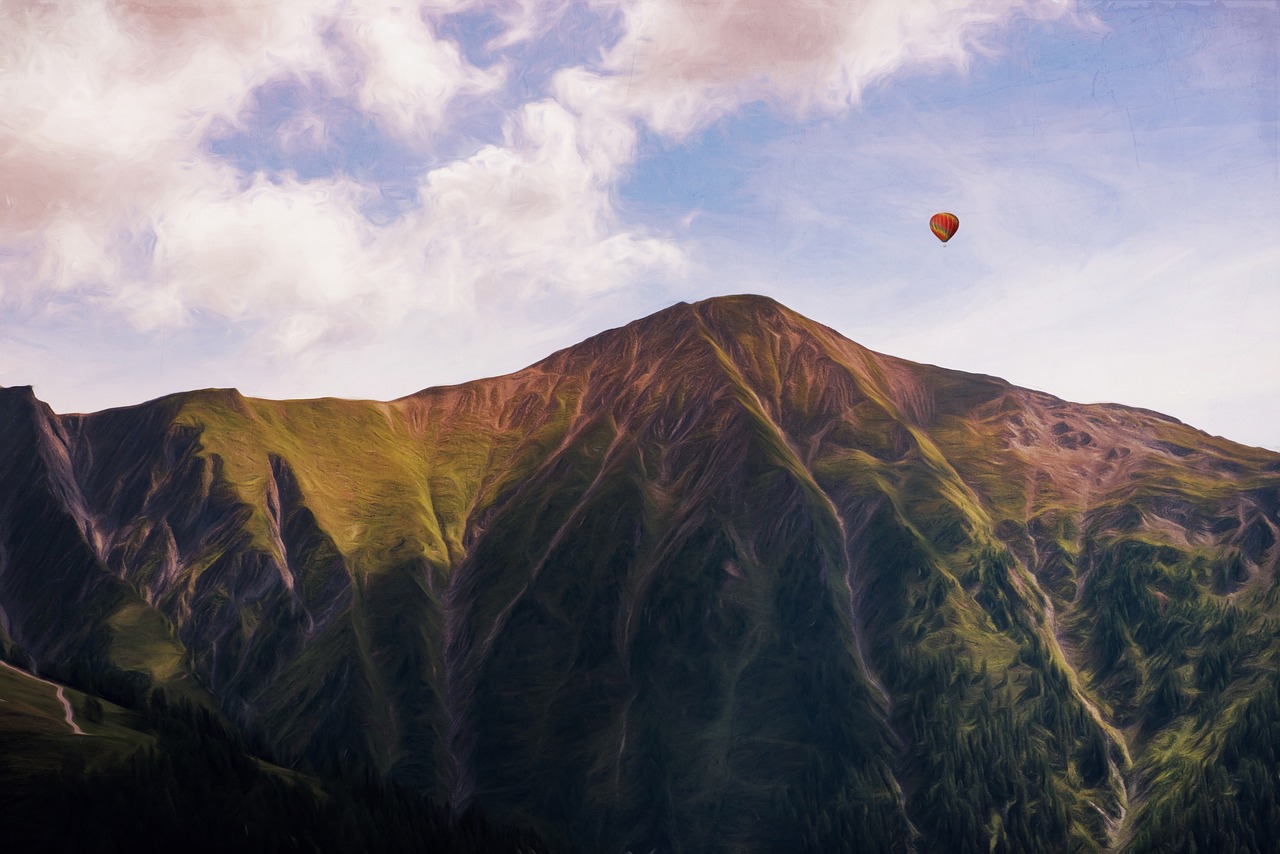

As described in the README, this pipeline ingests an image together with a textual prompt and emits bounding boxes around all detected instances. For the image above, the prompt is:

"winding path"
[0,660,86,735]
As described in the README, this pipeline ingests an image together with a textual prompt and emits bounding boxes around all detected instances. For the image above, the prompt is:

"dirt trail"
[54,685,86,735]
[0,660,86,736]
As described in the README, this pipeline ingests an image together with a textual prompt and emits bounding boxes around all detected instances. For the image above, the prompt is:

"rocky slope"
[2,295,1278,852]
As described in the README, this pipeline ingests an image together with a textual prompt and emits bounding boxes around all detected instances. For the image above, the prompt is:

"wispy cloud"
[871,225,1280,449]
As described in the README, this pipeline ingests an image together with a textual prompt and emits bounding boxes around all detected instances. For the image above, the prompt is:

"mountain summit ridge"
[2,294,1278,852]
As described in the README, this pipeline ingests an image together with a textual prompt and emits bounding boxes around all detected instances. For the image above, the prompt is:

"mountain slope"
[2,295,1277,852]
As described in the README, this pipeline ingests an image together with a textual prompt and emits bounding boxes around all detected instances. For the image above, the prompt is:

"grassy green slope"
[695,297,1136,851]
[785,296,1280,852]
[52,370,587,789]
[448,303,912,852]
[0,660,153,789]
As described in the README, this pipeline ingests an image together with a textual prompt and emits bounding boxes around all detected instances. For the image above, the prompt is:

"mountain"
[2,294,1278,852]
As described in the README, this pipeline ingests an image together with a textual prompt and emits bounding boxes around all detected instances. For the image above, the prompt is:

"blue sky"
[1,0,1276,449]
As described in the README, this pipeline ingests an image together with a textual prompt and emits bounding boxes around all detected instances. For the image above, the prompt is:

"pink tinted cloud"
[0,4,485,319]
[586,0,1090,136]
[0,0,683,347]
[0,1,330,279]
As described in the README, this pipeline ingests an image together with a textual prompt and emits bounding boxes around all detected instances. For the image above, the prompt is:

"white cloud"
[126,170,392,331]
[580,0,1094,137]
[407,98,688,306]
[0,0,691,362]
[0,0,330,292]
[91,99,686,357]
[334,0,507,141]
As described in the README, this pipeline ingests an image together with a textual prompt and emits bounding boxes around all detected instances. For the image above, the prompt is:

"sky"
[1,0,1277,450]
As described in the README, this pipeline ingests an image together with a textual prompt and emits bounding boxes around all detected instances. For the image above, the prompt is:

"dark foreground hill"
[2,295,1278,852]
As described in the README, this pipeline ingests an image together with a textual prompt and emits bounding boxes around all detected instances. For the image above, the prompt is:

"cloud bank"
[1,0,1083,357]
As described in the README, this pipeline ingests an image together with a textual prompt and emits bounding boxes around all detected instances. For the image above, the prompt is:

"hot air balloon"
[930,212,959,244]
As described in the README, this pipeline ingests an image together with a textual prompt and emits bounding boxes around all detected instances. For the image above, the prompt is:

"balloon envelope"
[930,212,959,243]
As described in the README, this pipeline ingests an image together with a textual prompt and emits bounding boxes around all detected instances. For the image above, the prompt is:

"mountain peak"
[4,295,1279,853]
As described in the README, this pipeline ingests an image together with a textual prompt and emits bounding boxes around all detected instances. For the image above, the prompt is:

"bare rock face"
[2,295,1278,853]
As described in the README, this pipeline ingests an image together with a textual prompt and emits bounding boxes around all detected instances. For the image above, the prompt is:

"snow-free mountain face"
[2,295,1278,852]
